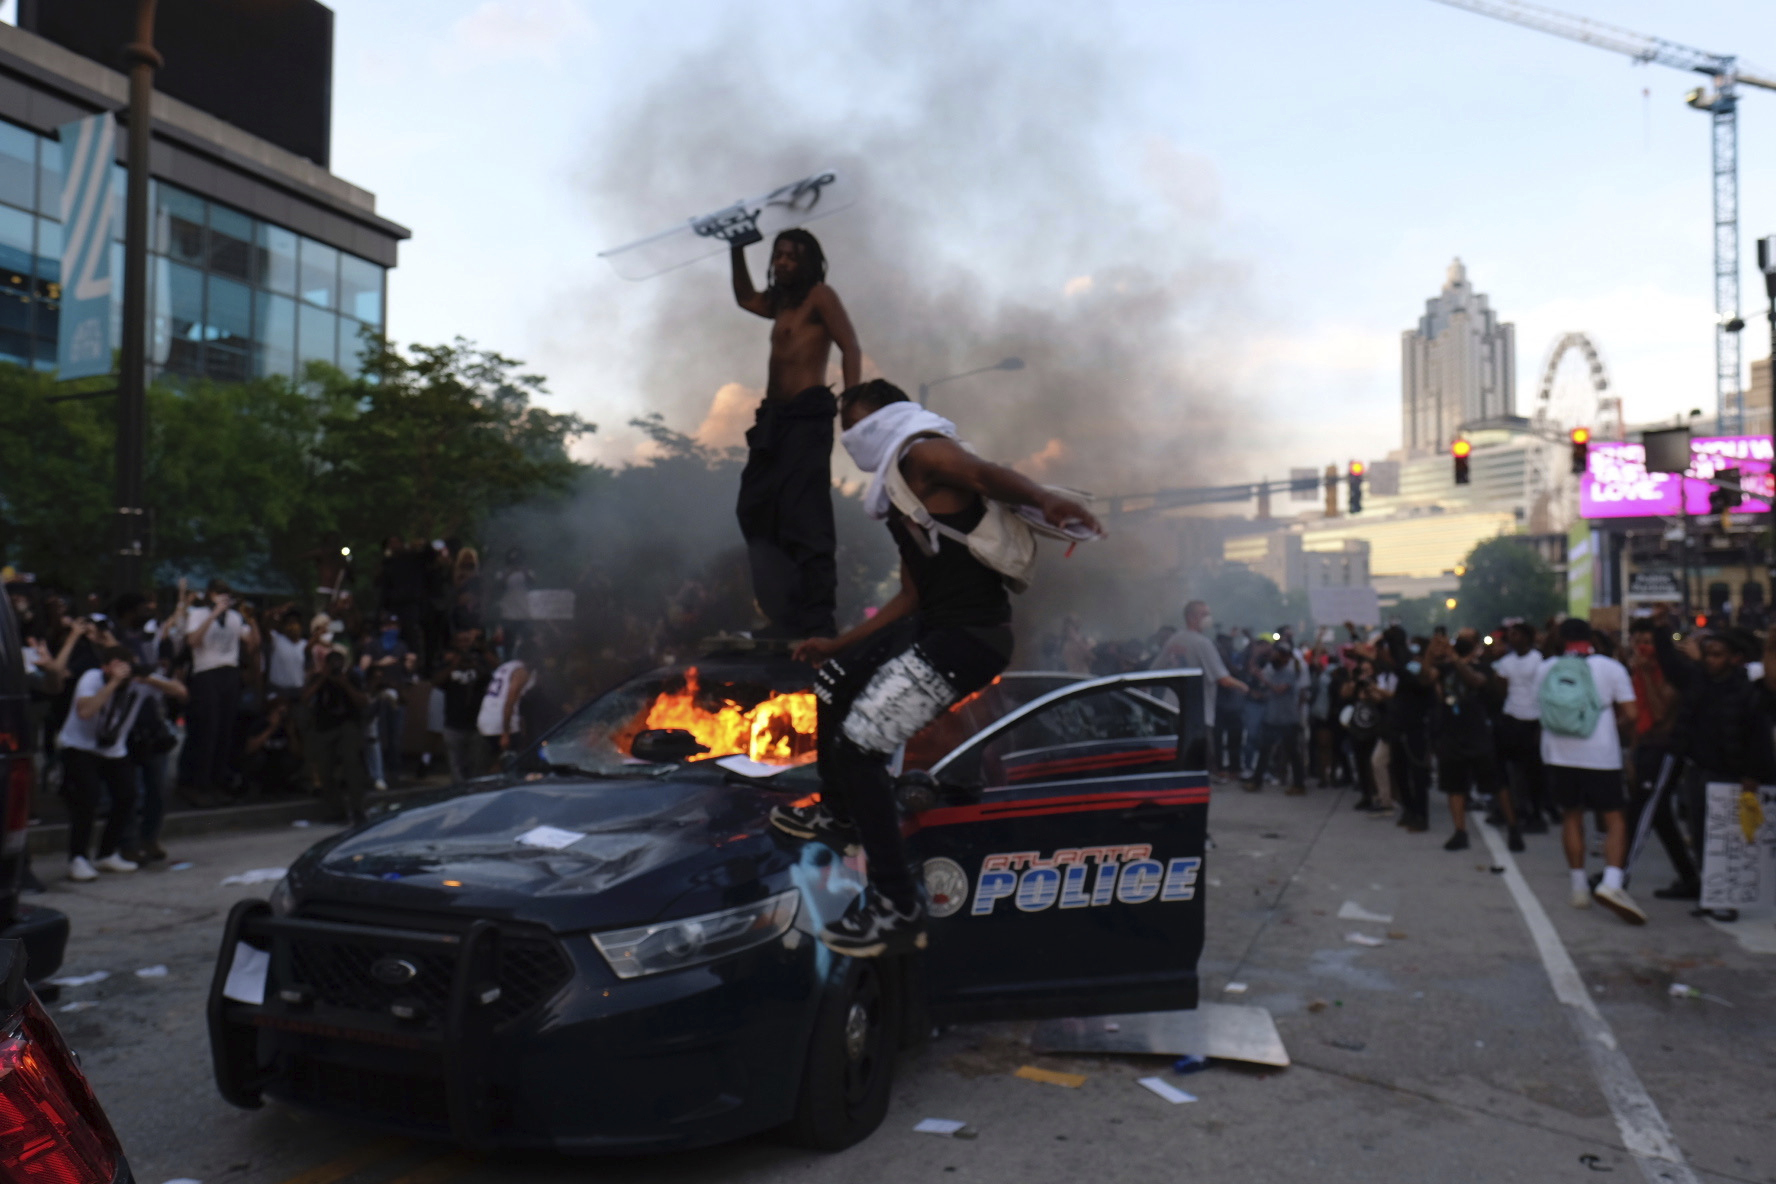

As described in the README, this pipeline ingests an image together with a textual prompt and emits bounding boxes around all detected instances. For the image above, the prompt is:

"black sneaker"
[819,892,929,957]
[1653,880,1700,901]
[1443,830,1470,852]
[1520,814,1550,835]
[769,801,861,855]
[1507,827,1525,853]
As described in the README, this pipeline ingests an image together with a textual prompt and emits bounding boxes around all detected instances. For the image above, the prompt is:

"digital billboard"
[19,0,333,167]
[1580,435,1774,519]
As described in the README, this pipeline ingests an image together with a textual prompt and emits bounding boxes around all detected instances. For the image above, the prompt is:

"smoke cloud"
[518,0,1260,664]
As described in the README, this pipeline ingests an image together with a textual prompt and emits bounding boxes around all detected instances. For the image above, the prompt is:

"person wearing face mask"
[774,379,1101,957]
[1152,601,1247,778]
[1381,626,1434,832]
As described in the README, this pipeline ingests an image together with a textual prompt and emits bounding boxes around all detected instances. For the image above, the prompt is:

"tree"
[0,338,593,595]
[314,339,590,546]
[1453,536,1561,631]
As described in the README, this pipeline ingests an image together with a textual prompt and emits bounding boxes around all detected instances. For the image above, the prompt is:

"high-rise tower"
[1402,259,1516,458]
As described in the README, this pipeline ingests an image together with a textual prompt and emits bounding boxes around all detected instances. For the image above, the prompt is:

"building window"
[298,238,337,309]
[298,301,336,371]
[0,123,34,212]
[0,117,387,382]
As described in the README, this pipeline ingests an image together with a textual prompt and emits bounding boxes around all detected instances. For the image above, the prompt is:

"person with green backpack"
[1534,617,1643,923]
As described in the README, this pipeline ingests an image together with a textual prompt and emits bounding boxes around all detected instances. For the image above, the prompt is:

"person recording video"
[57,645,185,882]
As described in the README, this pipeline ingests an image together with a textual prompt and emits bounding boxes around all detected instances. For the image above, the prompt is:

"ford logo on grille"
[369,956,419,985]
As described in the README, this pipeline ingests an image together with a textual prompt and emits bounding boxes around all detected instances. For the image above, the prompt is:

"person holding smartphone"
[172,578,258,807]
[58,646,182,880]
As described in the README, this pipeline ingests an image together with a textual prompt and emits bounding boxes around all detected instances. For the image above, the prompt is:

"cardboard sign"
[1700,782,1776,911]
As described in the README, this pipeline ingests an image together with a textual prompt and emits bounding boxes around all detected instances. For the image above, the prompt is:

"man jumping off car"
[773,379,1102,957]
[730,229,862,640]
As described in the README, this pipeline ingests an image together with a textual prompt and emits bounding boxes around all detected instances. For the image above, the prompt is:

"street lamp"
[918,357,1024,408]
[114,0,160,595]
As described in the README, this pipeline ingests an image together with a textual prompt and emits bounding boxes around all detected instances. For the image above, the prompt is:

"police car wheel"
[782,957,899,1150]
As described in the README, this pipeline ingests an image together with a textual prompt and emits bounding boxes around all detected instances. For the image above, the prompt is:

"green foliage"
[0,338,591,593]
[316,339,589,544]
[1454,535,1560,631]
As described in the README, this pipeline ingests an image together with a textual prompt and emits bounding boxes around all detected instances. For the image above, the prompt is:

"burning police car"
[207,652,1208,1153]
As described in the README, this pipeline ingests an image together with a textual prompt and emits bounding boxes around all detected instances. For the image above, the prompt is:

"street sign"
[56,113,117,380]
[1626,570,1683,601]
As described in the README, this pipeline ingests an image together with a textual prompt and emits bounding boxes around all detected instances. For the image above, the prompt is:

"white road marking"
[1477,823,1699,1184]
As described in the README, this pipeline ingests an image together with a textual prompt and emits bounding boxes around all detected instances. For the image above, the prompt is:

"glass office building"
[0,118,385,381]
[0,18,406,385]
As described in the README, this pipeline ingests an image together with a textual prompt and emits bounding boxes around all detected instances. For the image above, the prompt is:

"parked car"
[0,936,132,1182]
[0,589,69,984]
[208,652,1209,1153]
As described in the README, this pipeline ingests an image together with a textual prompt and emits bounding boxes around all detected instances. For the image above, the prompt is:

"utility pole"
[113,0,159,595]
[1759,237,1776,597]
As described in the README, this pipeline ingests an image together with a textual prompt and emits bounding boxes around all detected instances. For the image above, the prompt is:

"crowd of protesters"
[4,537,577,884]
[1065,599,1776,928]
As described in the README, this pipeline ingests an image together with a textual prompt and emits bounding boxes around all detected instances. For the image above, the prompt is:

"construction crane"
[1431,0,1776,432]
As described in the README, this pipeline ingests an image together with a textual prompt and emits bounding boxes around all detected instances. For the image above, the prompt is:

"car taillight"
[4,757,31,857]
[0,998,120,1183]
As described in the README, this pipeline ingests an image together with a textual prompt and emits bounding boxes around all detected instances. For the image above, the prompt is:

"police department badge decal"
[923,857,970,918]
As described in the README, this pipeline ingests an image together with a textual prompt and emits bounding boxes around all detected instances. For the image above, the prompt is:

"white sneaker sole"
[1594,888,1647,925]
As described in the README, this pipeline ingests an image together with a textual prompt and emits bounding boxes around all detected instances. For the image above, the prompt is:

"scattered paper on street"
[914,1118,970,1136]
[1337,901,1394,924]
[220,868,286,887]
[515,825,586,850]
[1137,1077,1197,1103]
[135,965,168,979]
[1223,982,1248,994]
[1345,932,1385,947]
[59,1001,99,1012]
[48,971,110,987]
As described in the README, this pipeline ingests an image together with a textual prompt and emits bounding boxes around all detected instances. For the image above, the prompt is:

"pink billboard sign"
[1581,435,1774,519]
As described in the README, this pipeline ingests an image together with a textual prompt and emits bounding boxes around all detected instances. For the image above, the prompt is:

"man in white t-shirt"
[57,645,180,881]
[1492,622,1550,832]
[1532,618,1643,923]
[173,579,259,806]
[1152,600,1248,776]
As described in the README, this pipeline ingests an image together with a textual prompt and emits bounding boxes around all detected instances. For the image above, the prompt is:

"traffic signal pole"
[113,0,159,596]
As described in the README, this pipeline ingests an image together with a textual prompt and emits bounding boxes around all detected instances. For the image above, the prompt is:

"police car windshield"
[533,665,818,777]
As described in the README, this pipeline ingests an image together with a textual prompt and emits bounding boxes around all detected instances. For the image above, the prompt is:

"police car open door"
[908,670,1209,1023]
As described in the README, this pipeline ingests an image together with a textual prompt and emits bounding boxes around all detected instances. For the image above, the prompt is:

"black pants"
[1215,713,1243,775]
[1631,745,1696,885]
[308,722,372,819]
[1351,735,1379,802]
[1252,722,1304,788]
[1438,748,1500,800]
[1390,727,1432,824]
[737,387,837,638]
[1496,715,1546,820]
[181,666,241,791]
[816,619,1009,909]
[62,747,137,861]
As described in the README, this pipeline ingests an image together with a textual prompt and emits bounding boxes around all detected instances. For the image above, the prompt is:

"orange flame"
[636,667,818,766]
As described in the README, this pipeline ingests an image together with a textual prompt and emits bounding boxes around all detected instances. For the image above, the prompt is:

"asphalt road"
[33,783,1775,1184]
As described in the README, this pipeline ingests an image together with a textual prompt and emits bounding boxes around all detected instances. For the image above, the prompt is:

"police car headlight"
[268,876,296,917]
[592,889,800,980]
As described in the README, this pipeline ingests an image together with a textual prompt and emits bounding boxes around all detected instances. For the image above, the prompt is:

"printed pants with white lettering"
[815,619,1008,909]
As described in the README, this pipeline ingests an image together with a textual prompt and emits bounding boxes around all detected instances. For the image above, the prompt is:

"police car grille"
[285,1058,449,1132]
[492,936,572,1025]
[290,939,456,1019]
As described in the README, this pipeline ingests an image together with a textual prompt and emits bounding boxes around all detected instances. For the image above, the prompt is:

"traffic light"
[1710,468,1743,528]
[1347,461,1365,514]
[1452,439,1471,485]
[1570,427,1590,475]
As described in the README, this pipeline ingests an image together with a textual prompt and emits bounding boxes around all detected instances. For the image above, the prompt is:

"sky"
[318,0,1776,492]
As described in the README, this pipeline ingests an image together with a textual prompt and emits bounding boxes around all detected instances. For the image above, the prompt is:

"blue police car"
[207,653,1208,1153]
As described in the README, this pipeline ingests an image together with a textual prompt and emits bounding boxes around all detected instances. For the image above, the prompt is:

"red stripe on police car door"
[908,785,1209,832]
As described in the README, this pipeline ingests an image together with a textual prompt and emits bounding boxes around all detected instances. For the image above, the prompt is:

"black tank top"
[887,499,1012,631]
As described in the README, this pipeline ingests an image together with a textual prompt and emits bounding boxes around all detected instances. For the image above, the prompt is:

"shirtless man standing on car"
[730,229,861,640]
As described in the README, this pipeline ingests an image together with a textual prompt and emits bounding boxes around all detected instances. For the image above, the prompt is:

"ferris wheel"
[1528,333,1620,534]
